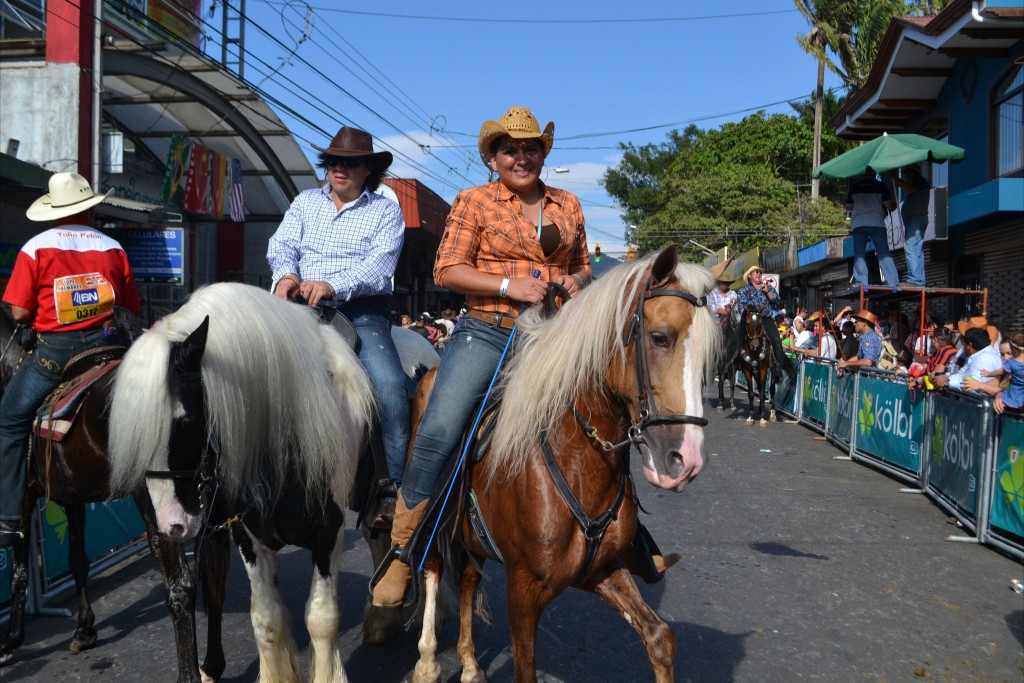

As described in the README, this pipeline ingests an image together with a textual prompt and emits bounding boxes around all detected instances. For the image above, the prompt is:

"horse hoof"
[362,603,405,645]
[716,405,723,412]
[69,629,97,653]
[745,417,753,425]
[759,419,768,427]
[769,414,777,423]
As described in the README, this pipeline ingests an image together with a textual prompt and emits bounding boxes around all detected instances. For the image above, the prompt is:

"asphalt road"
[2,391,1022,682]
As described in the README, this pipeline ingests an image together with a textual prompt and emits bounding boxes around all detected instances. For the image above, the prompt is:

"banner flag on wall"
[211,152,228,218]
[183,141,212,215]
[229,158,245,222]
[161,133,190,207]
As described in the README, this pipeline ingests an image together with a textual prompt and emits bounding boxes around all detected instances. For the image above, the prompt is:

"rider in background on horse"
[370,106,603,611]
[726,266,796,382]
[706,271,737,326]
[268,126,409,524]
[0,173,140,545]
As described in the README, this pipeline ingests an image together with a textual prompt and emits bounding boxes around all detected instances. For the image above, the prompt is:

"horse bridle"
[143,366,224,527]
[622,275,711,438]
[546,274,710,583]
[740,307,769,368]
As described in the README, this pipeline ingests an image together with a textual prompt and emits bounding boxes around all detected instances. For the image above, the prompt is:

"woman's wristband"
[499,278,510,298]
[571,272,587,288]
[281,273,300,285]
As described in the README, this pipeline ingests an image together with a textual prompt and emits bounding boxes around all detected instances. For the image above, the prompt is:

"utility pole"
[221,0,247,79]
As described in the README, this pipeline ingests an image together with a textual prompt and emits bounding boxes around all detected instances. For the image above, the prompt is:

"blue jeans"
[852,226,899,286]
[903,217,926,285]
[401,315,512,508]
[337,298,410,486]
[0,328,109,520]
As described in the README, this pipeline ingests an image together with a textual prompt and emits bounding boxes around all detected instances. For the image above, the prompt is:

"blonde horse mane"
[487,253,718,482]
[108,282,375,507]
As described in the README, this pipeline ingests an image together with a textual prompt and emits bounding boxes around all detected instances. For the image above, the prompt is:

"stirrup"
[367,544,421,611]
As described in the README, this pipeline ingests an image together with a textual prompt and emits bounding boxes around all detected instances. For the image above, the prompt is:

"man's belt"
[465,309,517,330]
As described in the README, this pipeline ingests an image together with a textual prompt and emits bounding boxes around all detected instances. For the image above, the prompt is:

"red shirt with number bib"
[3,225,140,332]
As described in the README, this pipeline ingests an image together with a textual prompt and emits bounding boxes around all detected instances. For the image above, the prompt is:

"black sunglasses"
[325,156,365,170]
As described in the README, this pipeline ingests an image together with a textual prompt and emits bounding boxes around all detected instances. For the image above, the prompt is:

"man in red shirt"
[0,173,140,544]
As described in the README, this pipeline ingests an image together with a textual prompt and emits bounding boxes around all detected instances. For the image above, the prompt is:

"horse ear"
[651,244,679,285]
[171,316,210,377]
[113,306,146,345]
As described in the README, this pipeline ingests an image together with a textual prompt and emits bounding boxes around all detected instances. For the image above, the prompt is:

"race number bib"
[53,273,115,324]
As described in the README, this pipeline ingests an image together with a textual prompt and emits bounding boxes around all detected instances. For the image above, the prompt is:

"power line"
[261,1,479,178]
[263,6,799,25]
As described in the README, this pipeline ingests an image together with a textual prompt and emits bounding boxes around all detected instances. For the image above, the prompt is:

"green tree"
[602,126,701,239]
[604,111,850,260]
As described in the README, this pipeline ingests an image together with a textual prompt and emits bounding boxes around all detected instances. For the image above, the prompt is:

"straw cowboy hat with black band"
[312,126,393,171]
[27,172,112,222]
[478,107,555,166]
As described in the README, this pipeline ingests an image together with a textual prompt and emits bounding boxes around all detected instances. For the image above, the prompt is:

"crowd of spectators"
[396,307,463,351]
[786,304,1022,414]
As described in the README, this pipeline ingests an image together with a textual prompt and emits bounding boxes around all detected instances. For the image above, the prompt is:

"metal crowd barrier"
[984,408,1024,557]
[729,354,1022,561]
[1,498,146,621]
[920,388,995,544]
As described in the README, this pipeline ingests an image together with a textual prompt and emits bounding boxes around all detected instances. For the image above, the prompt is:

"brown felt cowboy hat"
[312,126,393,171]
[852,310,878,328]
[478,107,554,166]
[27,172,112,221]
[957,316,999,345]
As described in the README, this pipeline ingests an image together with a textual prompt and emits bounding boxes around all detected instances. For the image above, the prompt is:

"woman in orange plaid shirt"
[372,107,592,609]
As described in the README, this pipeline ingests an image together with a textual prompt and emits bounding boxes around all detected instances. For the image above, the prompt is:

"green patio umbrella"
[813,133,965,179]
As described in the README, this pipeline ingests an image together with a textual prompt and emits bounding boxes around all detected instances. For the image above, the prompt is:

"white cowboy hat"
[27,172,112,221]
[743,265,764,280]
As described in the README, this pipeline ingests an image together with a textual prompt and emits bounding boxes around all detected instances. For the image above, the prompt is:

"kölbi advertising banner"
[855,375,924,475]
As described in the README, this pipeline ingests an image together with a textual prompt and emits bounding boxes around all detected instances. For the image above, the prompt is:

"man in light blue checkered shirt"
[268,127,409,520]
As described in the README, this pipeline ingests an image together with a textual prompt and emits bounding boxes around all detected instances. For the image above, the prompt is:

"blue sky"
[222,1,845,253]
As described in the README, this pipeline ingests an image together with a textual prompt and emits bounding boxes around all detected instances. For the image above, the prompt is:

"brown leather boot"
[371,493,429,608]
[621,546,681,583]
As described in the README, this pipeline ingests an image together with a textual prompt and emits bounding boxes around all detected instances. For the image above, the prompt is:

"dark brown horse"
[0,303,231,682]
[716,304,742,411]
[408,247,718,683]
[737,304,777,425]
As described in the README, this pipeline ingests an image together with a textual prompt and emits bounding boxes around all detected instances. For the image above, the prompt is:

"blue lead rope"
[416,270,540,572]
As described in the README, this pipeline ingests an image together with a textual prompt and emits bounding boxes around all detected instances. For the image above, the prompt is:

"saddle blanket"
[33,359,120,442]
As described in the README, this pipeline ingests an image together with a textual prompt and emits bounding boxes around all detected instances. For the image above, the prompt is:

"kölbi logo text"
[866,394,912,438]
[71,289,99,306]
[941,417,976,474]
[832,383,854,420]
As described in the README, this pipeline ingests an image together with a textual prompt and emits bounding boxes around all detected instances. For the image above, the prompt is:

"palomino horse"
[737,304,777,425]
[109,282,374,683]
[409,246,717,683]
[0,303,230,682]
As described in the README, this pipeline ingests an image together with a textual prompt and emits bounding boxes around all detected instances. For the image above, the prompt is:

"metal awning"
[101,40,320,220]
[831,1,1024,139]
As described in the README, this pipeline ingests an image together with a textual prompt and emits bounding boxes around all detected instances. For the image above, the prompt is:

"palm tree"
[794,0,851,201]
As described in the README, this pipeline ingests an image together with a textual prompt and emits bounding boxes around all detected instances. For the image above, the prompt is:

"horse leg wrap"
[371,493,428,608]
